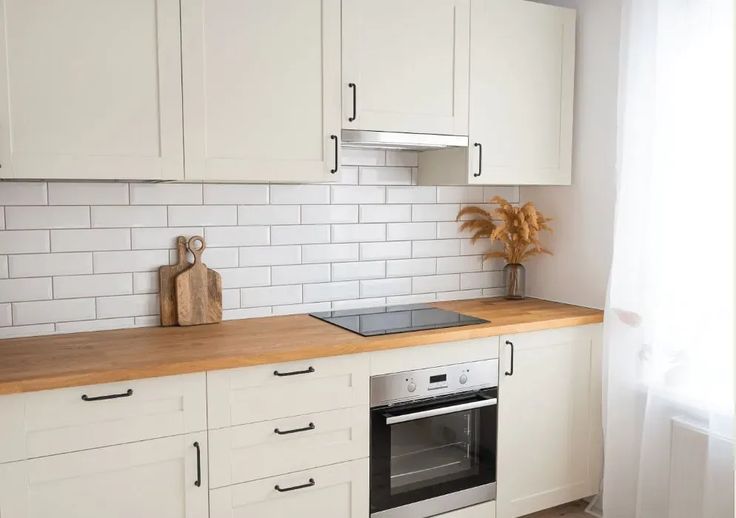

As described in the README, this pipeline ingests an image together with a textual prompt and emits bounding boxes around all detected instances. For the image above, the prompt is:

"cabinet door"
[342,0,469,135]
[0,0,184,180]
[496,325,602,518]
[182,0,341,182]
[210,458,368,518]
[468,0,575,185]
[0,433,208,518]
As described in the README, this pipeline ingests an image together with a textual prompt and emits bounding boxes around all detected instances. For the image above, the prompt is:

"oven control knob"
[407,382,417,393]
[459,374,468,385]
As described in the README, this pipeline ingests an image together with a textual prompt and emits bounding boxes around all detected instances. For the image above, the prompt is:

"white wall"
[522,0,622,309]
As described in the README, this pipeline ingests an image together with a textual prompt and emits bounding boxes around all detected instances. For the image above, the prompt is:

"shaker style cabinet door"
[468,0,575,185]
[496,325,602,518]
[342,0,469,135]
[181,0,341,182]
[0,433,208,518]
[0,0,184,180]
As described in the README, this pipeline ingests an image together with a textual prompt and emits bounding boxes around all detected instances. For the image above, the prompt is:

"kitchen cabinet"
[342,0,469,135]
[496,325,602,518]
[419,0,576,185]
[0,433,208,518]
[209,459,369,518]
[0,0,184,181]
[181,0,341,182]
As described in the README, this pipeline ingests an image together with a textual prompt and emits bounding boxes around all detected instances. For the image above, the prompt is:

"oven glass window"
[389,409,480,495]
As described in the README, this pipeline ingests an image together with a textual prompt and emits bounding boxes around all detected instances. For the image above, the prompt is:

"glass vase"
[503,263,525,299]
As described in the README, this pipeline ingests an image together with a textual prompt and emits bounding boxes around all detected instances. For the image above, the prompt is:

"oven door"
[370,388,497,518]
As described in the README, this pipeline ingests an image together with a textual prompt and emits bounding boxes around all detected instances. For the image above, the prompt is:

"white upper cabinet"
[419,0,576,186]
[342,0,469,135]
[181,0,341,182]
[0,0,184,181]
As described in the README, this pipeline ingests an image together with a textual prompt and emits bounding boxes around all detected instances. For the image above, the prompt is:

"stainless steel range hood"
[341,130,468,151]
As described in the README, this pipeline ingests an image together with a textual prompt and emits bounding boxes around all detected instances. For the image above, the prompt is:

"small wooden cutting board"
[159,236,190,327]
[175,236,222,326]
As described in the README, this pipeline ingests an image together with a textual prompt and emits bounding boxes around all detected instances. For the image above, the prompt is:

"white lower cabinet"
[209,458,369,518]
[496,325,602,518]
[0,432,208,518]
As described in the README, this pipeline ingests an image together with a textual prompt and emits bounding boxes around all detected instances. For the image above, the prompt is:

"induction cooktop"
[310,303,489,337]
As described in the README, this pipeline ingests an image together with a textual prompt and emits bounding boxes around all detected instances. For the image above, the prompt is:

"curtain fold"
[602,0,734,517]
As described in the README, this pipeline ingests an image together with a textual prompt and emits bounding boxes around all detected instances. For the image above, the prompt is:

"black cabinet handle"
[274,422,315,435]
[330,134,339,174]
[348,83,357,121]
[275,478,315,493]
[193,441,202,487]
[504,340,514,376]
[273,366,315,377]
[473,142,483,177]
[81,388,133,402]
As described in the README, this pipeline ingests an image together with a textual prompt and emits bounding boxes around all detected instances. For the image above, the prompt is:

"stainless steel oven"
[370,360,498,518]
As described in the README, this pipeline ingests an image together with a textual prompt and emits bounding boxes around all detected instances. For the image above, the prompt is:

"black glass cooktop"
[310,303,488,337]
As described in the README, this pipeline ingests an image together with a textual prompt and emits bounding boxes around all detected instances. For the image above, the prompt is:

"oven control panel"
[370,359,499,407]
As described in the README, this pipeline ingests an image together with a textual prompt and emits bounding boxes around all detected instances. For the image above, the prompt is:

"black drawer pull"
[193,441,202,487]
[81,388,133,402]
[504,340,514,376]
[274,422,315,435]
[275,478,315,493]
[473,142,483,177]
[348,83,357,121]
[330,134,339,174]
[273,366,315,377]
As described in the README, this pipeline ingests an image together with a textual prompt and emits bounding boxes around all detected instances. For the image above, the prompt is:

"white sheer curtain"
[602,0,734,517]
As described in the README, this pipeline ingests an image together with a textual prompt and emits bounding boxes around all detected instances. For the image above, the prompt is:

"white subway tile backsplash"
[97,294,158,319]
[0,151,512,336]
[0,278,52,302]
[241,285,302,308]
[6,206,89,230]
[331,185,385,204]
[360,241,411,260]
[131,184,202,205]
[13,298,96,325]
[0,182,47,206]
[238,205,300,225]
[482,287,506,298]
[49,183,129,205]
[94,250,169,273]
[271,185,329,205]
[9,253,92,278]
[54,273,132,299]
[204,184,269,205]
[302,243,358,264]
[272,264,330,285]
[303,281,359,302]
[302,205,358,224]
[205,226,269,247]
[168,205,237,227]
[332,223,385,243]
[51,229,131,252]
[360,205,411,223]
[332,261,385,281]
[92,206,167,228]
[239,246,301,267]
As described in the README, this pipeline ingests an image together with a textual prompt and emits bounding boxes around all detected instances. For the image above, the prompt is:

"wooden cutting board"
[158,236,190,327]
[175,236,222,326]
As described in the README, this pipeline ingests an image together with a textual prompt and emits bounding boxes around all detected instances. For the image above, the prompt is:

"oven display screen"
[429,374,447,384]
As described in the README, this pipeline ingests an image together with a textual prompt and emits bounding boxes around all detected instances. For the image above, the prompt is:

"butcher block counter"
[0,297,602,395]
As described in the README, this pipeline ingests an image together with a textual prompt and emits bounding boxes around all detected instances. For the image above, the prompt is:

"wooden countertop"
[0,298,602,395]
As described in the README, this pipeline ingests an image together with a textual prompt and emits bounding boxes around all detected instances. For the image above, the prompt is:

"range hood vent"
[341,130,468,151]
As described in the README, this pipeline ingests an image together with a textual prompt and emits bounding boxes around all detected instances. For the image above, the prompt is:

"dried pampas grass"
[456,196,553,264]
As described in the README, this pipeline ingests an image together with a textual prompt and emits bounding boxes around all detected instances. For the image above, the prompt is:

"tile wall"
[0,149,517,339]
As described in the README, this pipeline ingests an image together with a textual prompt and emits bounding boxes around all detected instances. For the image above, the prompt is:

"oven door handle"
[385,397,497,425]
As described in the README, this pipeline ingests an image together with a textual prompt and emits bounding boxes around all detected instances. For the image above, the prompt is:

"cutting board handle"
[188,236,206,264]
[175,236,188,265]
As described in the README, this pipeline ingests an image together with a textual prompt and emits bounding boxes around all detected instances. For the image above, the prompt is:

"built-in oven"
[370,359,498,518]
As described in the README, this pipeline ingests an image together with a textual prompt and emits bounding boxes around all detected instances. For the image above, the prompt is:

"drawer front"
[209,406,369,488]
[207,353,369,428]
[21,373,206,458]
[439,501,496,518]
[209,458,369,518]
